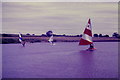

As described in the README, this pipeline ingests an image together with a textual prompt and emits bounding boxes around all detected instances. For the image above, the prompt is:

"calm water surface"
[2,42,118,78]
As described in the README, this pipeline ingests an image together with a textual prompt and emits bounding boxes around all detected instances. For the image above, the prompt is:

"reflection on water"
[80,50,95,54]
[79,50,96,78]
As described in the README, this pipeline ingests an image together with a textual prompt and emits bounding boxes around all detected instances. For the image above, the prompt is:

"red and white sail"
[79,19,93,45]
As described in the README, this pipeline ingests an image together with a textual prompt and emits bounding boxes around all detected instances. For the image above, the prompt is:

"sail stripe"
[19,33,23,42]
[82,34,92,42]
[84,28,92,37]
[88,19,91,24]
[79,38,93,45]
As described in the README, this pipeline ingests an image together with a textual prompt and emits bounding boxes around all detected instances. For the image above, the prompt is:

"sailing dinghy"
[48,35,55,45]
[79,19,96,51]
[19,32,25,47]
[19,32,22,42]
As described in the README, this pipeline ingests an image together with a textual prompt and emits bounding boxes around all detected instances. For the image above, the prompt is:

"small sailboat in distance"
[19,32,25,47]
[19,32,22,42]
[48,35,55,45]
[79,19,96,51]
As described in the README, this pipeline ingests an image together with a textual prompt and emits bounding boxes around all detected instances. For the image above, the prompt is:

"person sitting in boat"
[89,44,94,49]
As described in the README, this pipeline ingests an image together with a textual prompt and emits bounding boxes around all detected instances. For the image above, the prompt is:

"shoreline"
[1,37,120,44]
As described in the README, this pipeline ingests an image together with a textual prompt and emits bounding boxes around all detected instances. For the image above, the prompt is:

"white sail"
[48,35,53,42]
[18,32,26,47]
[19,32,22,38]
[48,35,55,45]
[19,33,23,42]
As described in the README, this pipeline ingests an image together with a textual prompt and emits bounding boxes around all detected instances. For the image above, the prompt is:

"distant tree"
[63,34,66,36]
[26,33,30,35]
[80,34,82,37]
[46,31,53,37]
[41,34,47,37]
[117,34,120,38]
[2,34,9,37]
[32,34,35,36]
[112,32,119,38]
[94,34,98,37]
[99,34,103,37]
[104,35,109,37]
[76,35,80,37]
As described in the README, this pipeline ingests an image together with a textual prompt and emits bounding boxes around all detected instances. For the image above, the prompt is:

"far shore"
[1,36,120,44]
[0,37,120,44]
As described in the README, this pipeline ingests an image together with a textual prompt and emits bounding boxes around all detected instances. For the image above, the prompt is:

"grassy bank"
[1,37,120,44]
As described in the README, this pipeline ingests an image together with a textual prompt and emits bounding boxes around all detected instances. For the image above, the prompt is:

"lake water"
[2,42,118,78]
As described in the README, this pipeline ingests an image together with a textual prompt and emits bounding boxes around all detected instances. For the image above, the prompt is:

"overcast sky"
[2,2,118,36]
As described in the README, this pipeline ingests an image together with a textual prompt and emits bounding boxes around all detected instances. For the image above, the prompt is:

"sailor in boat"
[88,44,94,50]
[79,19,96,51]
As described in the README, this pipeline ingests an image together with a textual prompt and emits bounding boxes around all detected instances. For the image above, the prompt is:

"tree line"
[1,31,120,38]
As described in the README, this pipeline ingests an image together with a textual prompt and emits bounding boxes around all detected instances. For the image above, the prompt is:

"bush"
[2,38,18,44]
